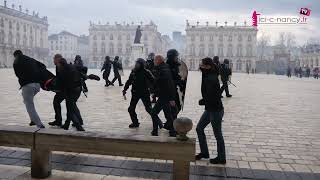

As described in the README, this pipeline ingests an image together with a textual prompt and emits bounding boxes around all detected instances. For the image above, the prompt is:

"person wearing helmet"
[220,59,232,98]
[74,55,88,92]
[111,56,124,86]
[101,56,114,87]
[123,58,155,128]
[146,52,157,103]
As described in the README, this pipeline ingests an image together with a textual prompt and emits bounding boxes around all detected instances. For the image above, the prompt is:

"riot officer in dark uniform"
[74,55,88,92]
[101,56,114,87]
[123,58,154,128]
[111,56,123,86]
[146,53,157,103]
[165,49,185,127]
[220,59,232,98]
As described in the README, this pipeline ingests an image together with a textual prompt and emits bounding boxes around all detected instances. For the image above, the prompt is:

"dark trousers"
[220,81,230,96]
[103,70,112,85]
[111,72,122,85]
[151,98,174,132]
[53,93,65,124]
[128,93,152,124]
[64,87,83,127]
[196,110,225,160]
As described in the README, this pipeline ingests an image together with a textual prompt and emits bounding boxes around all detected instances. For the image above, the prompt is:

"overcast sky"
[6,0,320,45]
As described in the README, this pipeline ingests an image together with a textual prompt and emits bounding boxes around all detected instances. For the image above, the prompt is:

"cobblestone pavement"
[0,69,320,176]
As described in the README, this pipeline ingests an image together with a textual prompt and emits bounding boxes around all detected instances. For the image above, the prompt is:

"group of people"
[289,66,319,79]
[101,56,124,87]
[13,50,92,131]
[13,48,233,165]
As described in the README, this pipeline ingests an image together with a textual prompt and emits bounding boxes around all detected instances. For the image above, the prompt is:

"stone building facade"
[88,21,165,68]
[299,44,320,68]
[48,31,89,66]
[185,21,258,72]
[0,1,49,67]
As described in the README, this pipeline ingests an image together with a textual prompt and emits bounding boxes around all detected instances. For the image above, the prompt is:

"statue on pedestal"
[134,25,142,44]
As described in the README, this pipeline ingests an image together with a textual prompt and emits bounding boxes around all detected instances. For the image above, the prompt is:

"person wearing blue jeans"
[196,57,226,164]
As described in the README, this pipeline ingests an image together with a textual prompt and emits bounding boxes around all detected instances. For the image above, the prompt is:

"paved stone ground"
[0,69,320,178]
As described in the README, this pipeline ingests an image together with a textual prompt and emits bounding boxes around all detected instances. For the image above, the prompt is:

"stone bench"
[0,126,196,180]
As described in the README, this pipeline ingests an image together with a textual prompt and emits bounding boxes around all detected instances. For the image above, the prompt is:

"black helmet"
[167,49,179,59]
[105,56,110,60]
[114,56,119,60]
[223,59,229,64]
[136,58,146,66]
[75,55,81,60]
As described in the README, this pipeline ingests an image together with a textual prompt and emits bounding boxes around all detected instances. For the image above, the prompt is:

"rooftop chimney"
[4,0,7,7]
[19,5,22,11]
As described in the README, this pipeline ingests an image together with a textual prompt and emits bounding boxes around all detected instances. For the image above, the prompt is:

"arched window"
[208,44,214,56]
[190,44,195,56]
[101,35,105,40]
[0,18,4,27]
[23,25,26,32]
[246,45,252,56]
[93,35,97,40]
[237,44,243,56]
[209,35,214,41]
[110,34,113,40]
[218,44,224,57]
[118,43,122,54]
[29,35,33,47]
[8,32,13,44]
[219,35,223,41]
[126,43,131,54]
[127,34,130,40]
[0,30,4,43]
[199,44,205,56]
[191,35,195,42]
[227,44,233,57]
[16,33,20,45]
[9,21,12,29]
[109,43,114,54]
[238,34,242,41]
[118,35,122,40]
[200,35,204,42]
[248,35,252,42]
[23,35,27,46]
[101,42,106,53]
[93,42,97,53]
[228,35,232,41]
[16,23,20,31]
[40,38,43,48]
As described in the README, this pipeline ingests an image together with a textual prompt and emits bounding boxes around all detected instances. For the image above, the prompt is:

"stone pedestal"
[130,43,144,67]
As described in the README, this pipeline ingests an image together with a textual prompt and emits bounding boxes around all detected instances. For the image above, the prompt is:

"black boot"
[61,121,70,130]
[195,153,209,160]
[76,125,85,131]
[29,122,35,126]
[210,157,226,164]
[129,123,140,128]
[151,130,158,136]
[48,121,62,127]
[226,94,232,98]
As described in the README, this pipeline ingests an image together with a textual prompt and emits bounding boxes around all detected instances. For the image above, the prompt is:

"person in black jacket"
[111,56,123,86]
[101,56,114,87]
[146,53,157,103]
[123,58,154,128]
[54,56,85,131]
[74,55,88,92]
[151,55,176,137]
[196,57,226,164]
[220,58,232,98]
[13,50,45,128]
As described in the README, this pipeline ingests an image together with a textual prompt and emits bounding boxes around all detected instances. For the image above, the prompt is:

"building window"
[0,18,4,27]
[208,45,214,56]
[191,35,195,42]
[16,23,20,31]
[8,32,13,45]
[199,44,205,56]
[110,34,113,40]
[219,35,223,41]
[23,35,27,46]
[23,25,26,32]
[102,35,105,40]
[118,35,122,40]
[126,44,131,54]
[118,44,122,54]
[200,35,204,42]
[0,30,4,43]
[228,35,232,41]
[16,33,20,45]
[190,45,195,56]
[109,43,114,54]
[248,35,252,42]
[237,44,243,56]
[127,34,130,40]
[9,21,12,29]
[246,45,252,56]
[218,44,224,57]
[93,42,97,53]
[238,35,242,41]
[227,44,233,57]
[101,42,106,53]
[209,35,214,41]
[93,35,97,40]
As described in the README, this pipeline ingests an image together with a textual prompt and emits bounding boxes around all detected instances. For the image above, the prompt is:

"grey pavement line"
[0,149,319,180]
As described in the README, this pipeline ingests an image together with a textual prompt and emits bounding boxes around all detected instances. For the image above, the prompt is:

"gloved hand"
[199,99,205,106]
